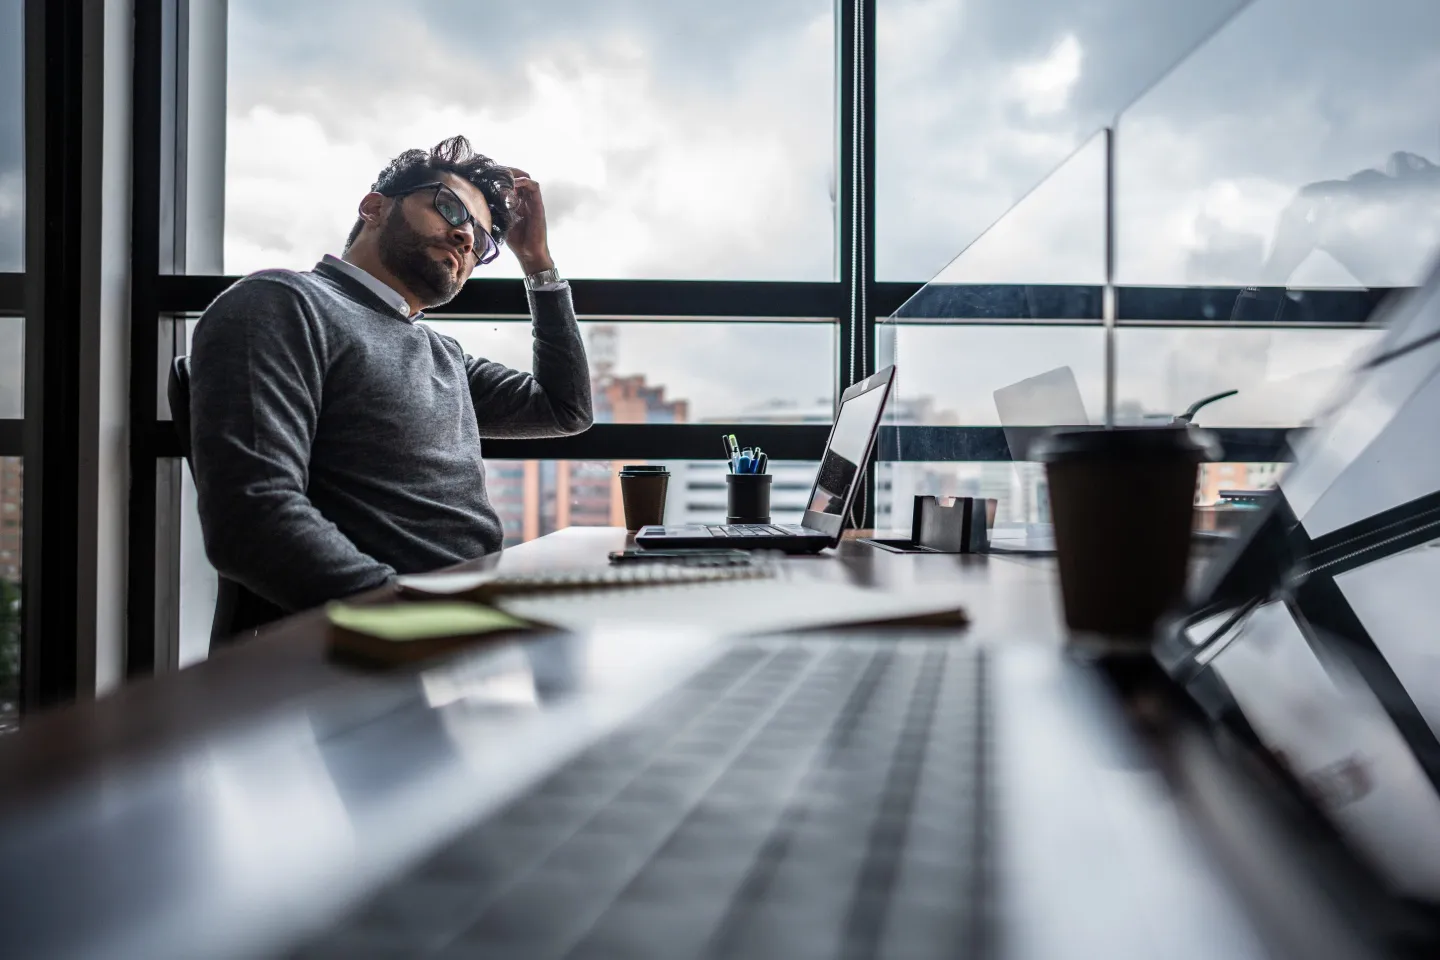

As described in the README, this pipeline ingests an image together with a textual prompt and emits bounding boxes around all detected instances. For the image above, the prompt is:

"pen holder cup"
[726,474,772,525]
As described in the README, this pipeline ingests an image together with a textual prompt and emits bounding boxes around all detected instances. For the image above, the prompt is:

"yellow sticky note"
[326,602,528,643]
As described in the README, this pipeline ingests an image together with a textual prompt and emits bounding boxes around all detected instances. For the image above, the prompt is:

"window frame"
[65,0,1394,677]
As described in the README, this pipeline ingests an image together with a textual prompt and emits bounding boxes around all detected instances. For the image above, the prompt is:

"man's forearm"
[528,284,593,429]
[468,282,593,438]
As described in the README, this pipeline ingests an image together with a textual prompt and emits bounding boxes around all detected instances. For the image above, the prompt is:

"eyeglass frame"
[378,180,503,265]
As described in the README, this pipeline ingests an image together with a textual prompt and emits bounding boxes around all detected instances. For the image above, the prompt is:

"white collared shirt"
[323,254,420,319]
[323,253,568,318]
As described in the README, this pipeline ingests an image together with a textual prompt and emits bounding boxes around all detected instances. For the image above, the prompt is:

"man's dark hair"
[345,136,516,250]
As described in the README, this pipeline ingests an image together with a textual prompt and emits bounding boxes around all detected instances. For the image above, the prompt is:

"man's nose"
[449,221,475,256]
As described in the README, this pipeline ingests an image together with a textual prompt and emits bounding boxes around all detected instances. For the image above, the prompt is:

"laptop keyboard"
[706,525,797,537]
[290,639,992,960]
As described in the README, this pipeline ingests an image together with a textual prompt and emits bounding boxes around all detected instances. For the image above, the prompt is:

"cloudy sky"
[3,0,1440,426]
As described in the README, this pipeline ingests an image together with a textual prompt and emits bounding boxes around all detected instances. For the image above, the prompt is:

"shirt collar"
[321,254,424,320]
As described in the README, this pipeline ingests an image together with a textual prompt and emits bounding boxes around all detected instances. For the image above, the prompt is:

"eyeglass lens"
[434,186,498,263]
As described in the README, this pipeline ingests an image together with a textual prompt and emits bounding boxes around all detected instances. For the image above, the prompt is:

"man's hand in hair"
[505,167,554,275]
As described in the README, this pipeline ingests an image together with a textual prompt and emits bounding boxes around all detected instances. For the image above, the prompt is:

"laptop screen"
[807,372,892,517]
[1174,266,1440,903]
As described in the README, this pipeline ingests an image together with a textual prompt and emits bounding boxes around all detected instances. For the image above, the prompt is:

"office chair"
[168,357,287,646]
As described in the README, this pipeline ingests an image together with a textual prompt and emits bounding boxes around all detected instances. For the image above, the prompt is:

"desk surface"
[0,530,1282,960]
[0,529,1060,799]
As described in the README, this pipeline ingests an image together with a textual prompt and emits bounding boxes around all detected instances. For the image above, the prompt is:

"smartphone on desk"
[609,548,758,566]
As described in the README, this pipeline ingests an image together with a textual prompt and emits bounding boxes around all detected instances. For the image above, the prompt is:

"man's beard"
[377,204,465,308]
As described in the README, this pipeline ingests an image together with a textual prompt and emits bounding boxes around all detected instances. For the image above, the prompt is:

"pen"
[727,434,740,459]
[756,452,768,474]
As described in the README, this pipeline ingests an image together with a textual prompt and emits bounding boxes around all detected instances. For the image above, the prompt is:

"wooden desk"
[3,529,1244,960]
[0,528,1062,798]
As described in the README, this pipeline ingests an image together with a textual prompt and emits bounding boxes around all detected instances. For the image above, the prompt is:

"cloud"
[216,0,1440,429]
[224,0,835,281]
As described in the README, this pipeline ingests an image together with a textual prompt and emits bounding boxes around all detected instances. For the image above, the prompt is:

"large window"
[135,0,1425,670]
[224,0,836,281]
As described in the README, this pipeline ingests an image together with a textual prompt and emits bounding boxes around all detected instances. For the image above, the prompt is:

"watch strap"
[523,267,563,290]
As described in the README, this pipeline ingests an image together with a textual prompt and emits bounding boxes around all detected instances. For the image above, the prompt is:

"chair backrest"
[166,355,285,646]
[168,356,193,463]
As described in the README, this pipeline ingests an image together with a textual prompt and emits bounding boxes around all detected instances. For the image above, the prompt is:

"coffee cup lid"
[1031,425,1220,463]
[619,465,669,473]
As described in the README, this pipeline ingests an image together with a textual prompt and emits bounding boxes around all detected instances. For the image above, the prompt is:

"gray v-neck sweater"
[189,259,592,613]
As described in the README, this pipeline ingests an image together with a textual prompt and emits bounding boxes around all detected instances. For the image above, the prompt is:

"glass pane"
[424,320,836,422]
[0,0,21,271]
[878,460,1050,531]
[178,467,213,669]
[1117,0,1440,287]
[1,456,18,731]
[922,131,1107,288]
[0,315,20,417]
[877,0,1249,281]
[1115,327,1382,427]
[225,0,835,280]
[880,324,1104,426]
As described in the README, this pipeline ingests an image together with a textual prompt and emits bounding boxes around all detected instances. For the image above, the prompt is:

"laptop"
[635,365,896,554]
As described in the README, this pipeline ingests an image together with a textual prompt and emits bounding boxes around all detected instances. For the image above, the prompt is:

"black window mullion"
[837,0,876,526]
[0,273,22,312]
[21,0,86,711]
[125,0,169,679]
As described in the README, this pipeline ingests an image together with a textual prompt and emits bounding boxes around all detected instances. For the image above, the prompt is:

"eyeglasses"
[380,181,502,265]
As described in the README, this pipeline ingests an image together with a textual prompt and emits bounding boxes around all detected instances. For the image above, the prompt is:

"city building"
[485,326,689,546]
[0,458,19,584]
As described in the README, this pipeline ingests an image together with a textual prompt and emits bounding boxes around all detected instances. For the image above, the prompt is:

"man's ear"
[357,191,386,225]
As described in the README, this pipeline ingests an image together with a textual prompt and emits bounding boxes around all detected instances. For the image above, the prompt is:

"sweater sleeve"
[465,283,595,439]
[189,278,396,612]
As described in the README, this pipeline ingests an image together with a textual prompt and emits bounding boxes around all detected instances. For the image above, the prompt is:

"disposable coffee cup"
[618,465,670,531]
[726,474,772,524]
[1032,426,1219,641]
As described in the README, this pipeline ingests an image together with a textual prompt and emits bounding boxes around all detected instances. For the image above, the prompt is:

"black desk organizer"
[861,496,997,554]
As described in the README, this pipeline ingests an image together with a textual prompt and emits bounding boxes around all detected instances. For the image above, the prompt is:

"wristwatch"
[523,266,563,290]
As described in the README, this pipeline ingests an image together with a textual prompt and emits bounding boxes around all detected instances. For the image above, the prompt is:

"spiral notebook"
[494,579,969,636]
[394,562,776,602]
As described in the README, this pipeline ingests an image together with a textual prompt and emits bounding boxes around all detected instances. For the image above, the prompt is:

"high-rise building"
[485,326,690,546]
[0,458,20,584]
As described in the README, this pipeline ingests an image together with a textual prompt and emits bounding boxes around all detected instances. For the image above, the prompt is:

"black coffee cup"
[726,474,772,524]
[1033,426,1219,640]
[618,465,670,531]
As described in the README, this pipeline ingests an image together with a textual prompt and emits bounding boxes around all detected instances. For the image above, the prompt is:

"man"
[190,136,592,620]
